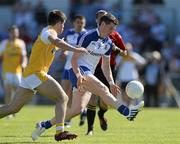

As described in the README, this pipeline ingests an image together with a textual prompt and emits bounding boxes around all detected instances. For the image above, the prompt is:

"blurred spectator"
[161,42,173,63]
[0,25,27,116]
[141,34,162,53]
[169,54,180,73]
[34,0,47,28]
[168,34,180,73]
[116,43,146,105]
[144,51,162,107]
[150,16,167,43]
[12,1,37,41]
[174,34,180,55]
[134,1,157,27]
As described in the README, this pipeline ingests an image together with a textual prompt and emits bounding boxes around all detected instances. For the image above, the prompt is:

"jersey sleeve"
[40,29,58,44]
[77,33,90,48]
[109,31,126,50]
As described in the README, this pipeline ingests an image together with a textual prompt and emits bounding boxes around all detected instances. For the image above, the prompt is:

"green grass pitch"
[0,106,179,144]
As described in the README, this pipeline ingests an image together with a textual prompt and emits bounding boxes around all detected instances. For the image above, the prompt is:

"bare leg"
[48,74,119,125]
[65,88,91,120]
[61,80,72,108]
[88,94,98,106]
[31,76,78,141]
[4,85,12,104]
[0,87,34,118]
[40,74,139,128]
[82,75,121,109]
[48,88,92,125]
[36,76,68,124]
[82,75,144,121]
[122,90,132,106]
[99,99,108,110]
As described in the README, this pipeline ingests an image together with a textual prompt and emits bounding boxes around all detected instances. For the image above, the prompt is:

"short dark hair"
[8,25,18,32]
[48,10,67,25]
[95,10,107,19]
[72,15,85,22]
[99,13,119,26]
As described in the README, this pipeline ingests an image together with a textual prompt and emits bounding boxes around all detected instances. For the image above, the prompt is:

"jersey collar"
[96,28,104,39]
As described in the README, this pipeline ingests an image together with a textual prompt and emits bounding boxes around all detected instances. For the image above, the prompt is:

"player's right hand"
[78,47,89,54]
[110,84,121,96]
[76,47,89,54]
[77,75,86,91]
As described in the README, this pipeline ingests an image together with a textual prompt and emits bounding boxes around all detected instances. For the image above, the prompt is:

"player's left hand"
[110,84,121,96]
[77,74,86,91]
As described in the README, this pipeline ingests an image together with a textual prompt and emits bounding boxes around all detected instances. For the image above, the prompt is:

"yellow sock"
[56,123,64,135]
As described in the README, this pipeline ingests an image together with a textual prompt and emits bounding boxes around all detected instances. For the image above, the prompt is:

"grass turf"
[0,106,179,144]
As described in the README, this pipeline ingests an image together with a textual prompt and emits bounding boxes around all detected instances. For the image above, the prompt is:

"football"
[126,80,144,99]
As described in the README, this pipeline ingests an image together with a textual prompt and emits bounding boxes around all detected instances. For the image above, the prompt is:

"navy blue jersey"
[63,28,87,69]
[77,28,113,73]
[64,28,87,45]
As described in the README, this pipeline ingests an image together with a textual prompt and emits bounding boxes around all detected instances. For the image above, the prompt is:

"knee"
[88,96,97,105]
[101,85,109,94]
[8,104,21,114]
[63,94,69,103]
[99,100,108,109]
[74,105,85,115]
[56,93,69,104]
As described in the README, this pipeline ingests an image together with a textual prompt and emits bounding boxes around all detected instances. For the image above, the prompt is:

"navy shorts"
[62,69,70,80]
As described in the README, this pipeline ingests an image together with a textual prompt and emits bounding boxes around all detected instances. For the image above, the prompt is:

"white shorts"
[3,72,21,87]
[20,73,50,91]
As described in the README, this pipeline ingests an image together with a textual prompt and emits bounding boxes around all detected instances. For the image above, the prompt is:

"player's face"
[102,22,116,36]
[57,21,65,34]
[73,18,86,31]
[9,28,19,39]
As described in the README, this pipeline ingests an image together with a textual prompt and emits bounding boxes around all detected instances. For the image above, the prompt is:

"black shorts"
[94,64,116,88]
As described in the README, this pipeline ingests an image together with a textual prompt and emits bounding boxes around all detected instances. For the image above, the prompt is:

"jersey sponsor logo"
[87,41,111,56]
[87,50,103,56]
[104,44,110,50]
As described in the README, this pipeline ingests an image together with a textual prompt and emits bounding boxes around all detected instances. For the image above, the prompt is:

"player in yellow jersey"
[0,10,88,142]
[0,25,27,119]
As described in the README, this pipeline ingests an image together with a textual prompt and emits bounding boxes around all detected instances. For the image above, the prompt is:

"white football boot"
[126,101,144,121]
[31,121,46,141]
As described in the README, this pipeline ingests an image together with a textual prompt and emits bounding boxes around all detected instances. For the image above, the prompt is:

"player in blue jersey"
[86,10,127,136]
[31,13,144,141]
[61,15,87,127]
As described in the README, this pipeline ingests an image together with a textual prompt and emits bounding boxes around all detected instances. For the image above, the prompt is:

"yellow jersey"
[23,26,58,80]
[0,38,26,74]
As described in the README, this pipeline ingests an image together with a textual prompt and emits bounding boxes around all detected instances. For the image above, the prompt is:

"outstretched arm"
[71,52,84,88]
[101,56,120,96]
[48,35,88,54]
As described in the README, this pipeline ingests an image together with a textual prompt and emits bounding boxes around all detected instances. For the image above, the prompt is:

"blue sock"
[117,105,129,116]
[41,120,52,129]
